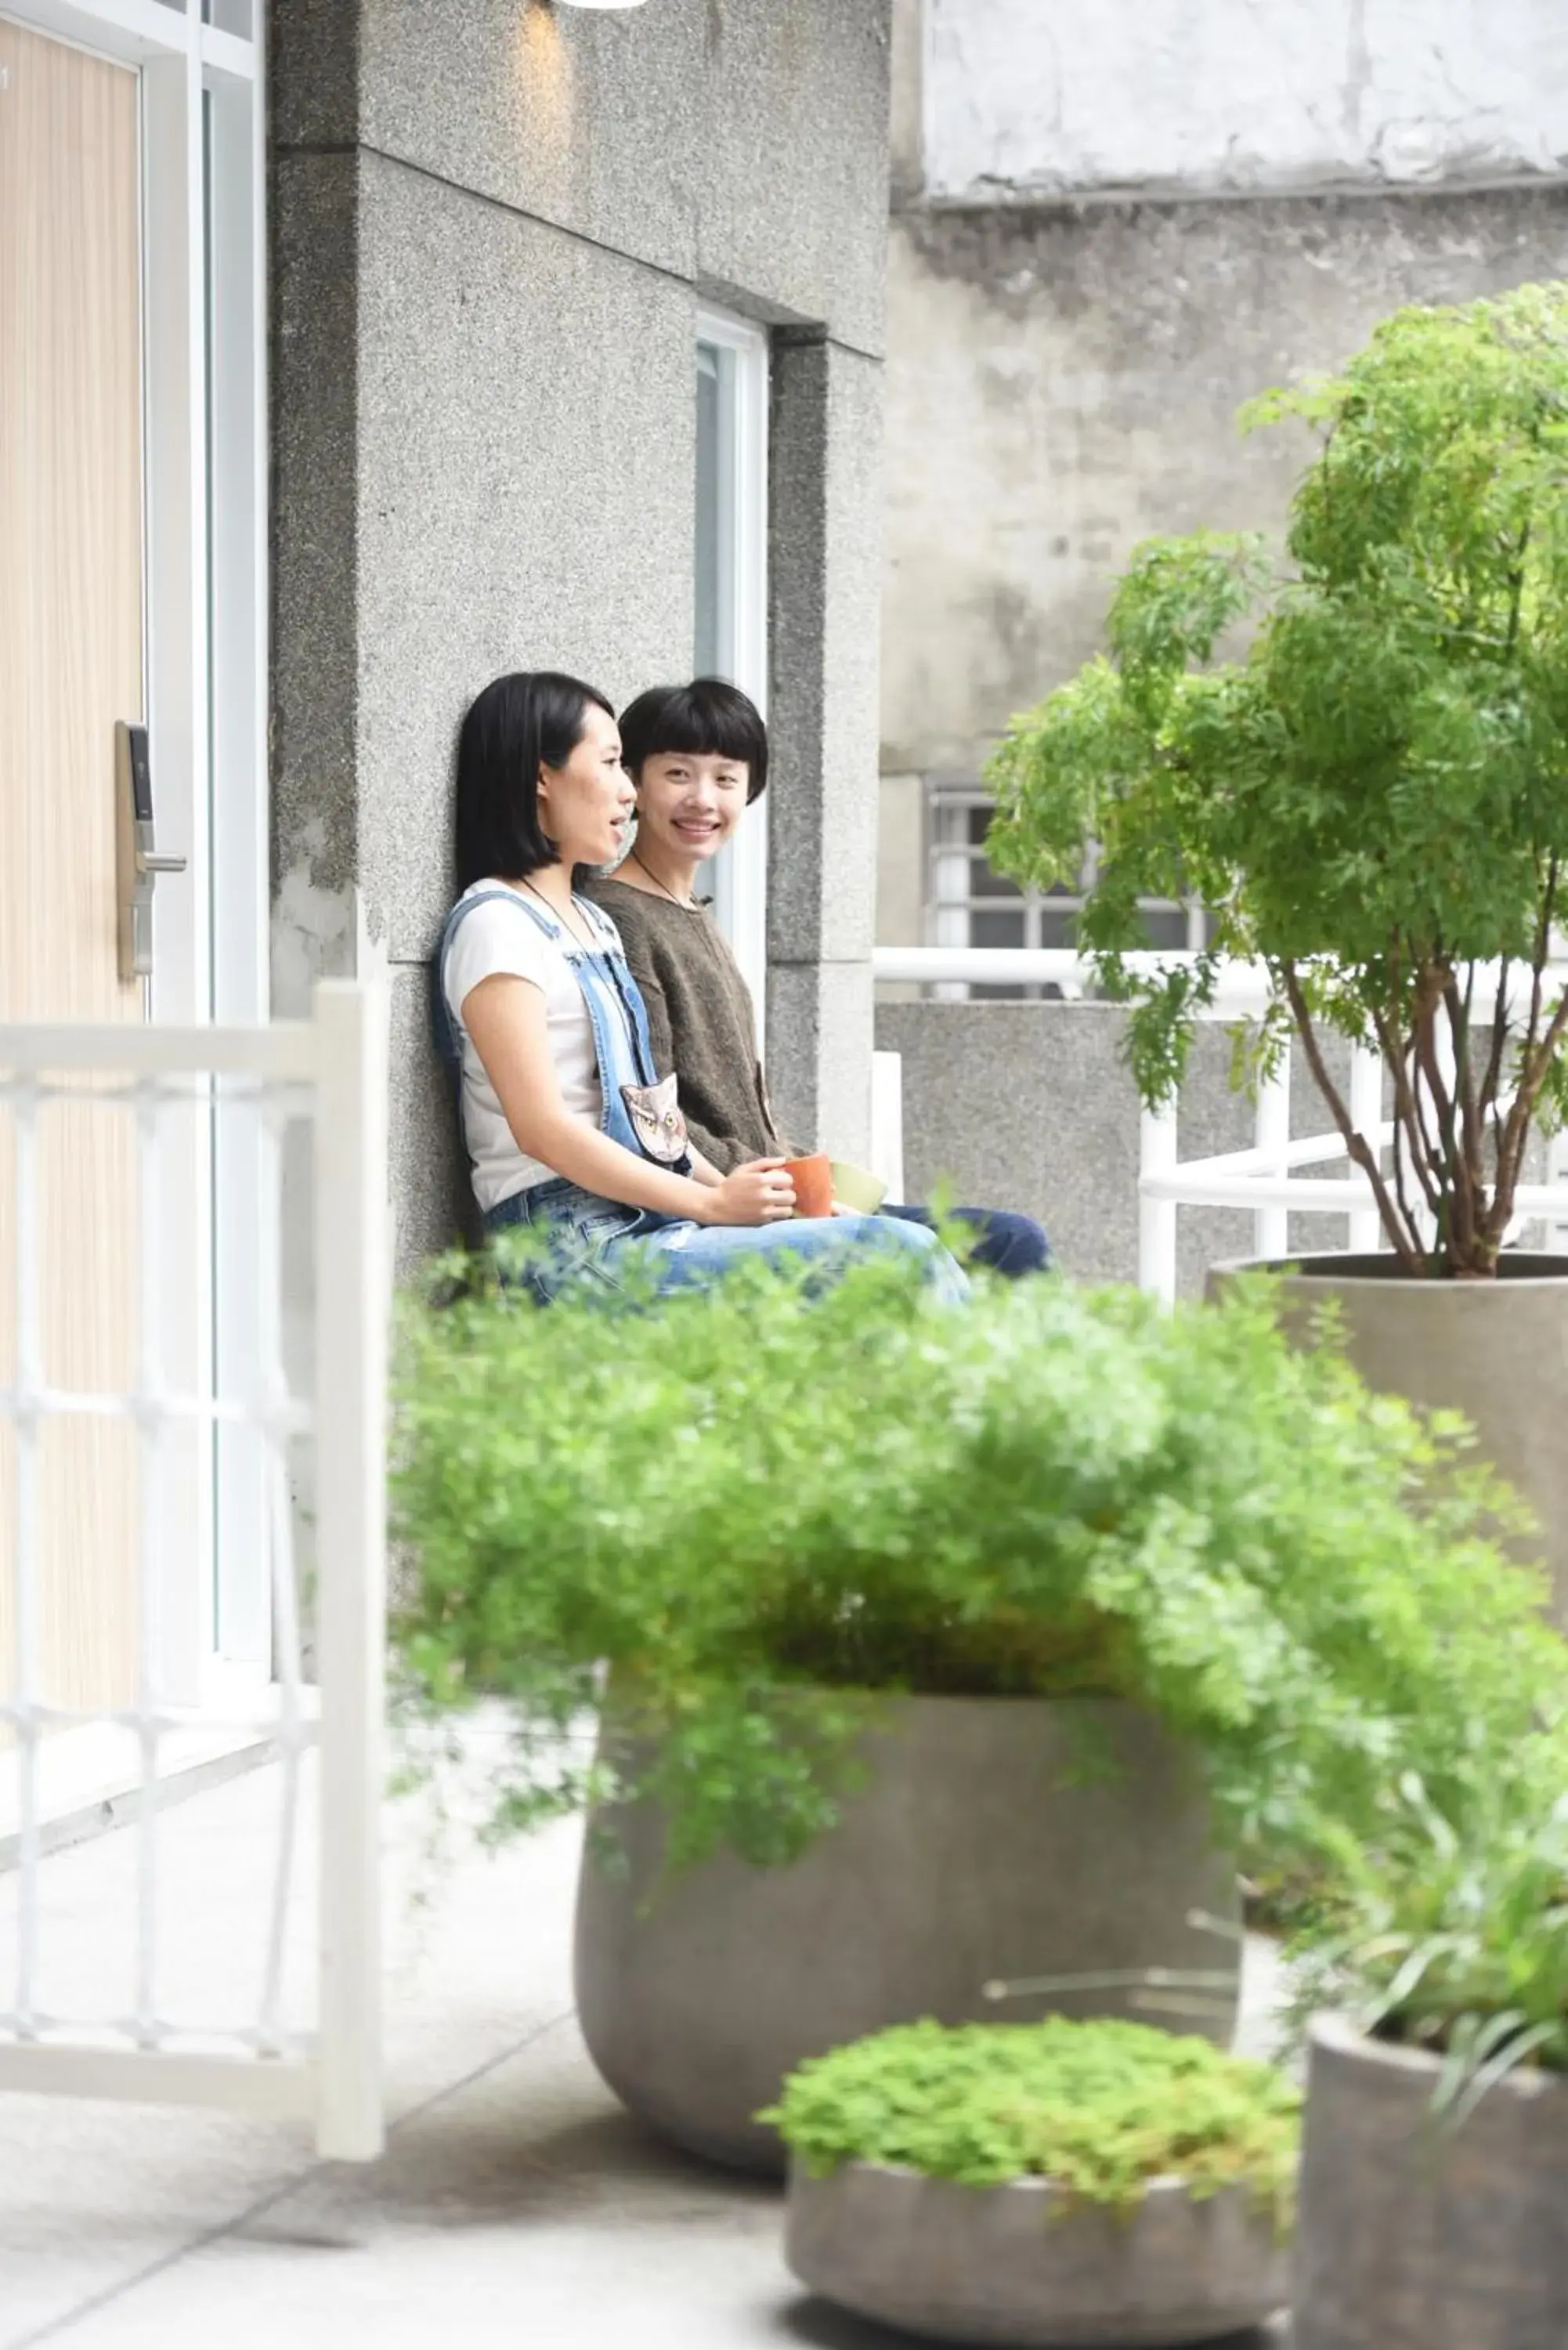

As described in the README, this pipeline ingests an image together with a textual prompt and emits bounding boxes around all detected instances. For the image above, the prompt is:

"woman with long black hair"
[433,670,963,1300]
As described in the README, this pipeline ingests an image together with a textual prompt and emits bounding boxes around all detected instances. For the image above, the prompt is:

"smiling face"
[633,748,750,875]
[535,700,635,870]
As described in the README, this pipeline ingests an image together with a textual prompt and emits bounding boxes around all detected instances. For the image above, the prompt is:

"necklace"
[627,850,695,910]
[519,873,595,950]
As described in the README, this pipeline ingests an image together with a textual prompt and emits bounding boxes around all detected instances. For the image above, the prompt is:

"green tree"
[987,284,1568,1277]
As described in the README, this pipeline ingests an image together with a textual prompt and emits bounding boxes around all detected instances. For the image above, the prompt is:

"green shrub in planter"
[392,1248,1568,1885]
[763,2016,1301,2221]
[985,283,1568,1278]
[1294,1773,1568,2088]
[1288,1778,1568,2350]
[770,2018,1301,2346]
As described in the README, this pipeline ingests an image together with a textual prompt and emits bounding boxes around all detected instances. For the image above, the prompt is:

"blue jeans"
[486,1180,969,1304]
[883,1204,1052,1278]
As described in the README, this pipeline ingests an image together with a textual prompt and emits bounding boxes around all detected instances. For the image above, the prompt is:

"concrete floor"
[0,1755,1291,2350]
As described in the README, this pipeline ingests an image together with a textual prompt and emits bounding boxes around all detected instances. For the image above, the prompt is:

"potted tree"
[766,2014,1298,2347]
[1289,1779,1568,2350]
[985,284,1568,1611]
[393,1243,1568,2171]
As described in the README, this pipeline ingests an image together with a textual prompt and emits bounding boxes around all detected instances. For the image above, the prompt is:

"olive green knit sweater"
[584,877,793,1172]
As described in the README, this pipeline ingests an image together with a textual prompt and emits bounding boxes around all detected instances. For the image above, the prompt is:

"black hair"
[617,678,769,803]
[453,670,616,889]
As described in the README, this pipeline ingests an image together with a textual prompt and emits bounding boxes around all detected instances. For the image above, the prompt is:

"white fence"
[872,949,1568,1300]
[0,983,388,2160]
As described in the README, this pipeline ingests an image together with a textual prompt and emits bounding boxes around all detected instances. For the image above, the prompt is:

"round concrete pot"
[1208,1252,1568,1625]
[573,1694,1239,2173]
[1294,2012,1568,2350]
[785,2160,1288,2348]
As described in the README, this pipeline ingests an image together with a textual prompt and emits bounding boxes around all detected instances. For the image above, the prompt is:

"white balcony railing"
[872,949,1568,1299]
[0,983,389,2160]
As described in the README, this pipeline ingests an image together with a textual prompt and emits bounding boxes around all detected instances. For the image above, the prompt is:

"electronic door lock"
[116,721,186,982]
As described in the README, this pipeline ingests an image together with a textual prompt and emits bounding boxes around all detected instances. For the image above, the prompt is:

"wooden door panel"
[1,24,144,1716]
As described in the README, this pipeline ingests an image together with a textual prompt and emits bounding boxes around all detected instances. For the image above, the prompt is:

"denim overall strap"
[439,881,686,1170]
[431,886,529,1099]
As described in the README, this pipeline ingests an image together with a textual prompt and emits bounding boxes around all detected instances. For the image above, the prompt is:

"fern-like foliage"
[987,284,1568,1274]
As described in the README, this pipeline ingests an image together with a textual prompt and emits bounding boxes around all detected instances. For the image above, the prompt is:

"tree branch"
[1481,953,1513,1138]
[1371,1005,1442,1217]
[1505,517,1531,657]
[1493,856,1560,1232]
[1284,964,1426,1273]
[1446,964,1483,1191]
[1497,982,1568,1229]
[1414,971,1478,1265]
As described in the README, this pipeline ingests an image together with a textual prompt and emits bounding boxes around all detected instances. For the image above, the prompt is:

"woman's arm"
[462,975,792,1224]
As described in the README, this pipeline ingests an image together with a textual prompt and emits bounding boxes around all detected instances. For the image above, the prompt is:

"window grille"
[925,783,1208,1000]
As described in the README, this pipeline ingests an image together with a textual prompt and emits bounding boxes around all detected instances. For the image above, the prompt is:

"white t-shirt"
[443,880,610,1212]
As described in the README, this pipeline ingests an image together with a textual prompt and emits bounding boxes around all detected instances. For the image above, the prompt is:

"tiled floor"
[0,1755,1290,2350]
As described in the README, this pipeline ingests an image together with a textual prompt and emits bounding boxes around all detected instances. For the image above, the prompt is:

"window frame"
[694,304,770,1032]
[924,779,1208,1000]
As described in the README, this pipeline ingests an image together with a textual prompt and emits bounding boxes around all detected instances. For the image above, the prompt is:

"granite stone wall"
[876,1000,1361,1294]
[269,0,894,1267]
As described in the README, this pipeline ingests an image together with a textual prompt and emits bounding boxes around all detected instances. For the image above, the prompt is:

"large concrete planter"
[573,1695,1238,2172]
[785,2160,1288,2347]
[1209,1252,1568,1624]
[1295,2012,1568,2349]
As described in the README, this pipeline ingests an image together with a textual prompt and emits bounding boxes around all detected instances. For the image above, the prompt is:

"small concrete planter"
[1295,2013,1568,2350]
[1209,1252,1568,1625]
[785,2160,1288,2348]
[573,1694,1237,2172]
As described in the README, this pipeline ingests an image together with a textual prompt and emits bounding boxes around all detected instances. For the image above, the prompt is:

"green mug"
[828,1159,889,1214]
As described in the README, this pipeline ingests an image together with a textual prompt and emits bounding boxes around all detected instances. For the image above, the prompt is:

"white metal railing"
[872,949,1568,1299]
[0,982,388,2160]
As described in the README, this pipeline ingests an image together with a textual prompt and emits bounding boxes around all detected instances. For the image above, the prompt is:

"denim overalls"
[433,883,694,1290]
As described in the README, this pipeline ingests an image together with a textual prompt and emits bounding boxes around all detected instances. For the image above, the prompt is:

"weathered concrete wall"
[269,0,894,1264]
[923,0,1568,201]
[879,0,1568,949]
[880,185,1568,804]
[876,1001,1357,1293]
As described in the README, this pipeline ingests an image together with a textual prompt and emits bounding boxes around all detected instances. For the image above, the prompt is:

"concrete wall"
[876,1000,1358,1294]
[922,0,1568,200]
[269,0,893,1265]
[878,0,1568,948]
[880,183,1568,794]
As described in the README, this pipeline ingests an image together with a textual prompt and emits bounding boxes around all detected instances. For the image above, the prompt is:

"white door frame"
[695,304,770,1030]
[2,0,269,1698]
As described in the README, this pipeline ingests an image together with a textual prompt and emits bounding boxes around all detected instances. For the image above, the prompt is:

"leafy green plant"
[1289,1773,1568,2120]
[985,284,1568,1277]
[760,2016,1301,2223]
[392,1243,1568,1879]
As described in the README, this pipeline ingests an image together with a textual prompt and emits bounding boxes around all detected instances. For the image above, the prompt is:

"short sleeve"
[444,898,553,1029]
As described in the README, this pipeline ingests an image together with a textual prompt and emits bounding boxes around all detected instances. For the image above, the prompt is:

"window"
[926,782,1207,1000]
[694,309,769,1027]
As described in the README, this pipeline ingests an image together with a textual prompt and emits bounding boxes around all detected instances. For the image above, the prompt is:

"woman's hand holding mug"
[702,1157,797,1226]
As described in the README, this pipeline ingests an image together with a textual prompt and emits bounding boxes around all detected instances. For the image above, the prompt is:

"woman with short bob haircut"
[587,676,1051,1278]
[432,669,962,1300]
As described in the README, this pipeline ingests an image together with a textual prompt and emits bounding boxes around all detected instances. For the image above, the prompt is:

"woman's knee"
[941,1208,1050,1278]
[970,1209,1052,1278]
[840,1211,940,1259]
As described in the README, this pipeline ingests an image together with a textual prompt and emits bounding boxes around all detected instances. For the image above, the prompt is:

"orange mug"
[782,1152,835,1220]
